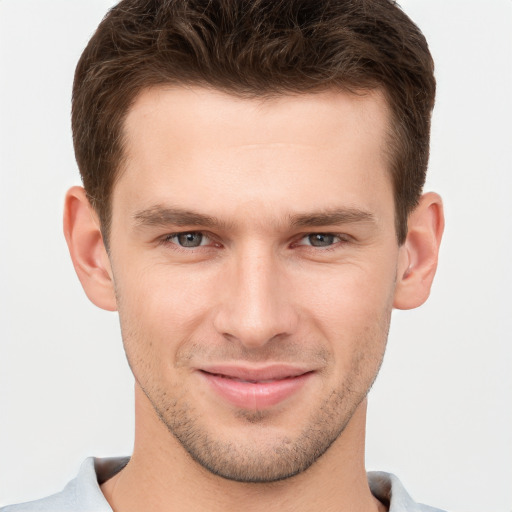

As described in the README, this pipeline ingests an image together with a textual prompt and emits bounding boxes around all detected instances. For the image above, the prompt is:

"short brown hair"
[72,0,435,245]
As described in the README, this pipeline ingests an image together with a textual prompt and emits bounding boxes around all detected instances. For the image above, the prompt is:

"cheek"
[294,258,396,323]
[290,258,396,370]
[113,262,216,364]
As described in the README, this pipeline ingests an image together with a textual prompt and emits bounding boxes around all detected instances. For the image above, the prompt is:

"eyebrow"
[289,209,375,228]
[133,206,234,231]
[133,205,375,231]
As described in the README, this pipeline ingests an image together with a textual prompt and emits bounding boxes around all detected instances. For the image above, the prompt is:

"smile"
[210,374,286,384]
[198,366,314,410]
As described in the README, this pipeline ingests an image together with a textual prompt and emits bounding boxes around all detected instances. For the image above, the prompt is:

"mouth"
[206,374,296,384]
[197,365,315,410]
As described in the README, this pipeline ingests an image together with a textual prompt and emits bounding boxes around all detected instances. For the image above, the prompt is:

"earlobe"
[63,186,117,311]
[393,192,444,310]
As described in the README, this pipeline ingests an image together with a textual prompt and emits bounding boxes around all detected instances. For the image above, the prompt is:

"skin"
[64,86,444,512]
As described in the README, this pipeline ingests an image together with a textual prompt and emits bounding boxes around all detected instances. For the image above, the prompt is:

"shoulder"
[0,476,81,512]
[0,486,78,512]
[368,471,449,512]
[0,458,124,512]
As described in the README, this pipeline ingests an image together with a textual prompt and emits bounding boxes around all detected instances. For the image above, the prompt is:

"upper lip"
[198,364,313,381]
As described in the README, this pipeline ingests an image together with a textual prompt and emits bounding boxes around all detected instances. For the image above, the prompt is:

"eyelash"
[160,232,218,250]
[159,231,352,252]
[292,233,351,250]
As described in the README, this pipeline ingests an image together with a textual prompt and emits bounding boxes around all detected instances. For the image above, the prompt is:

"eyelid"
[157,230,352,250]
[294,232,351,246]
[160,230,215,248]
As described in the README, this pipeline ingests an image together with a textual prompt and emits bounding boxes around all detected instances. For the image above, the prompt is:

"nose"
[212,244,299,349]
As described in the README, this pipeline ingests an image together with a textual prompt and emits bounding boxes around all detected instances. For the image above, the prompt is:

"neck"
[101,386,385,512]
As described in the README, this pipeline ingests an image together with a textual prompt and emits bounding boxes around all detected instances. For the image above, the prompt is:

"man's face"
[108,87,402,482]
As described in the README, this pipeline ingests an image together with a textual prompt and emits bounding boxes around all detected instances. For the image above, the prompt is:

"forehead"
[123,85,391,152]
[114,86,393,226]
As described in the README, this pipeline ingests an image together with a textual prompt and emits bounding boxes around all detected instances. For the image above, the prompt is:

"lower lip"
[200,371,313,410]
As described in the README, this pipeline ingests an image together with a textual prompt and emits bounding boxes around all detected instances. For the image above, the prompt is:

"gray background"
[1,1,511,510]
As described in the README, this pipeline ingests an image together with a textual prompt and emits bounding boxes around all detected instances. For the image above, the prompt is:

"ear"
[63,186,117,311]
[393,192,444,310]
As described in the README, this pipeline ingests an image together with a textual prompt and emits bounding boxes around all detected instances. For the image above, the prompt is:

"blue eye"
[303,234,340,247]
[170,232,207,248]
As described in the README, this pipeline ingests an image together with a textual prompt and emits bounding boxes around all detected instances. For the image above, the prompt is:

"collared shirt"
[1,457,447,511]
